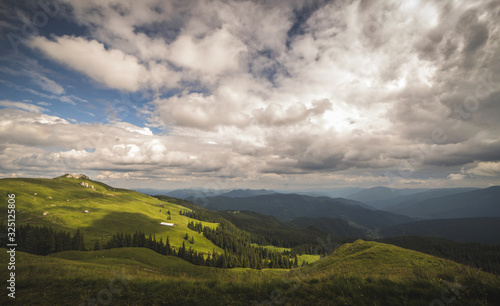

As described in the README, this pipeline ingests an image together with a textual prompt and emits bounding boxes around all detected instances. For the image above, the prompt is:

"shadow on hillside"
[86,211,168,236]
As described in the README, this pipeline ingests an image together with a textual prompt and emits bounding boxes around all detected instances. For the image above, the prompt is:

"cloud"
[447,173,465,181]
[168,27,246,75]
[0,100,47,113]
[29,35,149,92]
[1,0,500,189]
[468,162,500,177]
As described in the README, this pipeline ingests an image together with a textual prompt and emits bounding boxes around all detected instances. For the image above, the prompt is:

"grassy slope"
[285,240,500,305]
[1,240,499,305]
[0,177,222,254]
[0,247,284,305]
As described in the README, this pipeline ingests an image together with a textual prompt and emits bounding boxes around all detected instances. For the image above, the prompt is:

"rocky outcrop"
[65,174,90,180]
[80,181,96,190]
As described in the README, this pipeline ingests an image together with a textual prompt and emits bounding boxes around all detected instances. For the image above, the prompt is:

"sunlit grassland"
[0,177,222,254]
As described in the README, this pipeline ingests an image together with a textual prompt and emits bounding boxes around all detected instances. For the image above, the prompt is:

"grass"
[0,247,284,305]
[1,240,499,305]
[0,177,222,254]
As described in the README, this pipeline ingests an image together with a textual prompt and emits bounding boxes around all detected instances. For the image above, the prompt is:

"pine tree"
[94,239,102,251]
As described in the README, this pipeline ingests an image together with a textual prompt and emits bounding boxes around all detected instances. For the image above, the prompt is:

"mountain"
[204,193,414,229]
[345,186,428,208]
[286,187,364,198]
[380,217,500,244]
[370,188,479,210]
[165,188,229,199]
[218,189,277,197]
[289,217,366,238]
[385,186,500,218]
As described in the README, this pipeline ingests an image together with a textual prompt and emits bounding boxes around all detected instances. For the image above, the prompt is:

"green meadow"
[0,176,221,254]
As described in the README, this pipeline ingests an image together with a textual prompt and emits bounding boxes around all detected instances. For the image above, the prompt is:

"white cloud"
[168,27,246,75]
[29,35,149,92]
[448,173,465,180]
[0,100,47,113]
[31,74,65,95]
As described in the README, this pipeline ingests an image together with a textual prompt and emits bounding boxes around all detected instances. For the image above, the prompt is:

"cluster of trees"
[187,220,297,269]
[180,209,223,223]
[104,230,296,269]
[4,224,85,255]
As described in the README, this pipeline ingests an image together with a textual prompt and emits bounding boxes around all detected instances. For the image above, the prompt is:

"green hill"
[1,240,499,305]
[283,240,500,305]
[0,175,222,254]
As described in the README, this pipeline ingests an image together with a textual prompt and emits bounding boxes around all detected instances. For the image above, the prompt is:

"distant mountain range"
[385,186,500,219]
[203,193,414,229]
[217,189,277,197]
[344,186,429,209]
[367,188,479,210]
[380,217,500,244]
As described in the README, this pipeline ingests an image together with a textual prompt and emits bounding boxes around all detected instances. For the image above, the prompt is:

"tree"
[94,239,102,251]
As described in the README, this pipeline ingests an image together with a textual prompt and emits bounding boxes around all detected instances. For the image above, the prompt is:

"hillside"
[284,240,500,305]
[379,217,500,244]
[289,216,366,238]
[213,210,330,248]
[204,193,414,229]
[2,240,499,305]
[386,186,500,218]
[0,175,222,254]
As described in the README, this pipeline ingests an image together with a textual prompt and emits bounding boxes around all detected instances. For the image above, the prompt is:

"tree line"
[2,222,297,269]
[1,224,85,255]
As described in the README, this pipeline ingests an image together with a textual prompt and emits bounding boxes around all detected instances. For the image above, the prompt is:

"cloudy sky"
[0,0,499,190]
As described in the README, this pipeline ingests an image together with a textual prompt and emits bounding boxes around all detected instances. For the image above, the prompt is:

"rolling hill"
[0,175,222,254]
[204,193,414,229]
[385,186,500,218]
[2,240,499,305]
[379,217,500,244]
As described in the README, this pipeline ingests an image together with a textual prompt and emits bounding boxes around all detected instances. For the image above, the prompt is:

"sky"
[0,0,499,191]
